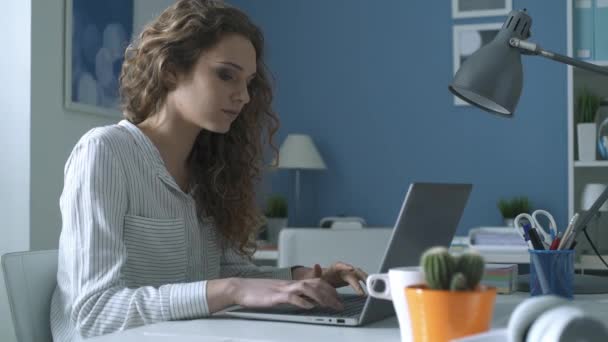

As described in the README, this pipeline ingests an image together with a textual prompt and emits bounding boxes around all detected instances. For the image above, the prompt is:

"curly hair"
[119,0,279,257]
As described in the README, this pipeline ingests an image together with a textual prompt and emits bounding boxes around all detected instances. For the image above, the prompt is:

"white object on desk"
[366,267,425,342]
[469,227,529,247]
[319,216,367,229]
[468,245,530,264]
[277,228,393,285]
[456,295,608,342]
[251,249,278,260]
[527,305,607,342]
[255,234,608,271]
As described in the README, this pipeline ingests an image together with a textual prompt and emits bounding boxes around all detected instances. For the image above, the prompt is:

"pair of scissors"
[514,210,558,247]
[512,216,534,248]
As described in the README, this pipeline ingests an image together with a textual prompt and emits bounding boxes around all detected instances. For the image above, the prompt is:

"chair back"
[1,250,58,342]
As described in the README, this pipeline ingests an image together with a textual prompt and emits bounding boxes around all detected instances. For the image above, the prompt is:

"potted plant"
[263,194,288,245]
[497,196,531,227]
[405,247,496,342]
[576,88,602,161]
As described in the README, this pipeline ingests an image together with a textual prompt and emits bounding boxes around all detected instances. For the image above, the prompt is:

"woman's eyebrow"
[218,61,257,79]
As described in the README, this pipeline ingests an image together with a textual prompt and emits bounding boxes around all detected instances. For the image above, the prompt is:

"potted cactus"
[405,247,497,342]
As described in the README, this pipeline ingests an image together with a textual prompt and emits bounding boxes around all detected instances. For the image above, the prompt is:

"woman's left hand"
[312,262,369,295]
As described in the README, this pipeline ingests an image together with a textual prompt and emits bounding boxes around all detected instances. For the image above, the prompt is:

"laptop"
[219,182,472,326]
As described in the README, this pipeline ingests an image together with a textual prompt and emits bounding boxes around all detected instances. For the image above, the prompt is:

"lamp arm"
[573,185,608,240]
[509,38,608,76]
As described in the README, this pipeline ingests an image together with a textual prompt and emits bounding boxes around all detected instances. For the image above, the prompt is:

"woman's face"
[168,33,257,133]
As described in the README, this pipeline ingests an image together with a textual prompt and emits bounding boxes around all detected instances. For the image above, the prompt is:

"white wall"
[1,1,176,341]
[0,2,32,341]
[29,0,113,252]
[133,0,176,40]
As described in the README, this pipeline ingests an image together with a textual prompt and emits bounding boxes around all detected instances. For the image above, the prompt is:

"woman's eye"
[218,70,234,81]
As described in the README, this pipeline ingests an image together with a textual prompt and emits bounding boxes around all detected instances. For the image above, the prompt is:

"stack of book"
[469,227,527,247]
[481,263,518,294]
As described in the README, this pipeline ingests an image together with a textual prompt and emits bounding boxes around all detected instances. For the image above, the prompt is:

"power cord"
[582,228,608,269]
[580,212,608,269]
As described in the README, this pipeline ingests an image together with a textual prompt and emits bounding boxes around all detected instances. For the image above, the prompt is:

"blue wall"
[230,0,568,234]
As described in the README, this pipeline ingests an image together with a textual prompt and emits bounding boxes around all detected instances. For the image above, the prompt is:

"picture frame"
[452,0,512,19]
[452,23,502,106]
[64,0,133,118]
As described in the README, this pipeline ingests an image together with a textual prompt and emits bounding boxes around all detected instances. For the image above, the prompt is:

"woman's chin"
[201,123,232,134]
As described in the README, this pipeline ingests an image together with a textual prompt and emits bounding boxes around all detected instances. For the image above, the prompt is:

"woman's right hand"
[232,278,344,311]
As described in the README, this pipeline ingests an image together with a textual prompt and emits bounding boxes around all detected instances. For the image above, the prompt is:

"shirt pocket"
[122,214,187,287]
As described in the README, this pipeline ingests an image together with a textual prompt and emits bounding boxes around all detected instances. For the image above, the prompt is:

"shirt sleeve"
[219,245,293,280]
[58,137,209,338]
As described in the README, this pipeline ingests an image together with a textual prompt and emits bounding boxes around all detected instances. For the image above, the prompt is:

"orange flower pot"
[405,285,497,342]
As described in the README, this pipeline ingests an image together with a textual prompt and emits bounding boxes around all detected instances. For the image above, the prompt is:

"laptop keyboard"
[233,294,367,318]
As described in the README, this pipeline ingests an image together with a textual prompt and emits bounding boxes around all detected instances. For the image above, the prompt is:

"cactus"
[420,246,486,291]
[455,252,485,290]
[450,272,468,291]
[421,246,455,290]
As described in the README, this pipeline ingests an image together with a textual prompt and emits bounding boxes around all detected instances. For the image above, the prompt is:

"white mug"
[366,267,424,342]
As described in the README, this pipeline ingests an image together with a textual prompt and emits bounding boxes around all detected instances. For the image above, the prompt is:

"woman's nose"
[234,84,250,104]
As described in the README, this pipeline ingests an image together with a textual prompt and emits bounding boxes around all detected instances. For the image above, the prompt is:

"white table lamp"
[275,134,326,225]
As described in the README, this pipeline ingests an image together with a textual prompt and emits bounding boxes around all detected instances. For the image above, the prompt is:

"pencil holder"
[529,249,575,299]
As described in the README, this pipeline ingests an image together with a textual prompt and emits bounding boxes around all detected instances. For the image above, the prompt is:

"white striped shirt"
[50,120,292,341]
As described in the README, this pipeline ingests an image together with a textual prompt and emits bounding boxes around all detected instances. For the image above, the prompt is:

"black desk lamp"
[449,9,608,117]
[449,9,608,291]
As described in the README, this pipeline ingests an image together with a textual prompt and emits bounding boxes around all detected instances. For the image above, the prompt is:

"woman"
[50,0,368,340]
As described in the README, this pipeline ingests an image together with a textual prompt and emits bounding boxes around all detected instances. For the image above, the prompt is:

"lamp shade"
[276,134,326,170]
[449,10,532,116]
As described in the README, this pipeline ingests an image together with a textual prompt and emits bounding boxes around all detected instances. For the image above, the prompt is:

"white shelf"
[574,161,608,167]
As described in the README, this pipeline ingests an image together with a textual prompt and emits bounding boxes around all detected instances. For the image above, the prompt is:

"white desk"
[90,294,608,341]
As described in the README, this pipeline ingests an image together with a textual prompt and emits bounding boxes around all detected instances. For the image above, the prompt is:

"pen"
[549,236,561,250]
[528,228,545,250]
[558,213,579,250]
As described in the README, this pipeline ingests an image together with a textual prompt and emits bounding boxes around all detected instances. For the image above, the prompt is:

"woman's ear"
[162,62,180,90]
[507,295,566,342]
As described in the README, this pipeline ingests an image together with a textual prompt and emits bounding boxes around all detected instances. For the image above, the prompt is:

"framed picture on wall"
[452,0,512,19]
[452,23,502,106]
[64,0,133,118]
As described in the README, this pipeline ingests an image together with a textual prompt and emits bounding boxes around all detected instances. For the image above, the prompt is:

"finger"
[302,279,343,310]
[353,268,369,283]
[318,280,344,310]
[342,273,366,295]
[313,264,323,278]
[332,262,354,271]
[286,281,327,308]
[294,282,327,308]
[284,293,315,309]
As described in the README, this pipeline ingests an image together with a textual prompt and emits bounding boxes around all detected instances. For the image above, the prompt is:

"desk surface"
[90,293,608,342]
